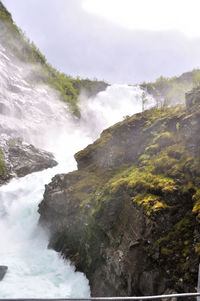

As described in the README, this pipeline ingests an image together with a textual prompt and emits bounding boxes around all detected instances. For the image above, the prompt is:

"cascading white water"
[0,167,90,298]
[0,44,155,297]
[79,84,155,139]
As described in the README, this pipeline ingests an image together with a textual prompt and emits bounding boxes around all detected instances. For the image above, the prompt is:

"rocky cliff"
[39,89,200,296]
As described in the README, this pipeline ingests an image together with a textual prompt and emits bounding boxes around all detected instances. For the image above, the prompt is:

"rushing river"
[0,44,154,297]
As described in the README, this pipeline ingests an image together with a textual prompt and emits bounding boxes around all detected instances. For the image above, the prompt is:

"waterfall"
[0,43,154,297]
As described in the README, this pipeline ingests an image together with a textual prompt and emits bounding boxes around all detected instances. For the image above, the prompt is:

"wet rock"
[185,86,200,111]
[0,136,57,185]
[7,138,57,177]
[0,266,8,281]
[39,100,200,296]
[138,270,167,295]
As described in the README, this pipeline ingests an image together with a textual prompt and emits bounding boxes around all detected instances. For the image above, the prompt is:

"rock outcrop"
[0,136,57,185]
[141,70,199,107]
[185,86,200,111]
[39,95,200,296]
[0,266,8,281]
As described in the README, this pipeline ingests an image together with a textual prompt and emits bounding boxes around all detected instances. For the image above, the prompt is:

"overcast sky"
[2,0,200,84]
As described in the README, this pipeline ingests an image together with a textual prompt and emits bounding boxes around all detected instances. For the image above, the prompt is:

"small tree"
[192,72,200,88]
[142,92,148,112]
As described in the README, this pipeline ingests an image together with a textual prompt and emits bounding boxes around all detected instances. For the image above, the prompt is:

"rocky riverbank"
[0,266,8,281]
[0,136,57,186]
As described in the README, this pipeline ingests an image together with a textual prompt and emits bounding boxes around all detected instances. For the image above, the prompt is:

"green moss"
[192,189,200,217]
[73,103,200,226]
[0,147,6,177]
[195,243,200,256]
[152,212,195,281]
[133,193,169,216]
[152,154,177,174]
[145,144,160,155]
[153,131,175,147]
[176,121,180,131]
[106,163,177,217]
[138,154,151,166]
[96,121,200,219]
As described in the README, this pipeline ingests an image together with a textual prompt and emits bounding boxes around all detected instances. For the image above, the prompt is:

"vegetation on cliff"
[39,89,200,296]
[0,1,108,116]
[141,70,200,108]
[0,147,6,177]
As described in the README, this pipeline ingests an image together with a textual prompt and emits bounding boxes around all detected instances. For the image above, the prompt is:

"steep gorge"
[1,0,200,298]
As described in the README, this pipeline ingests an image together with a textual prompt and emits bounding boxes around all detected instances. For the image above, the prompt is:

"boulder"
[0,136,57,185]
[0,265,8,281]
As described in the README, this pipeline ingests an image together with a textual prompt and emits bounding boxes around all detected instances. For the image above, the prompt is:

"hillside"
[141,70,200,108]
[39,87,200,296]
[0,1,109,185]
[0,1,108,117]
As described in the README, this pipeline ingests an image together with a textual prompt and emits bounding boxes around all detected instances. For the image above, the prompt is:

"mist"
[0,36,155,155]
[79,84,155,138]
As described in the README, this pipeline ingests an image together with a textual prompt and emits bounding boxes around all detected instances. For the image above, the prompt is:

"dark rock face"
[40,175,162,296]
[80,81,109,99]
[7,138,57,177]
[185,87,200,111]
[39,98,200,297]
[0,266,8,281]
[0,136,57,185]
[75,114,151,170]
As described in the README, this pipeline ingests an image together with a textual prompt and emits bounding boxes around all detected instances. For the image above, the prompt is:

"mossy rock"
[39,101,200,295]
[0,148,6,177]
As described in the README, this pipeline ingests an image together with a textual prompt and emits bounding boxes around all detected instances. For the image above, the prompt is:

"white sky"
[83,0,200,38]
[2,0,200,83]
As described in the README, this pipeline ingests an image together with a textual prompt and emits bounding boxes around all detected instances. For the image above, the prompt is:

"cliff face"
[39,92,200,296]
